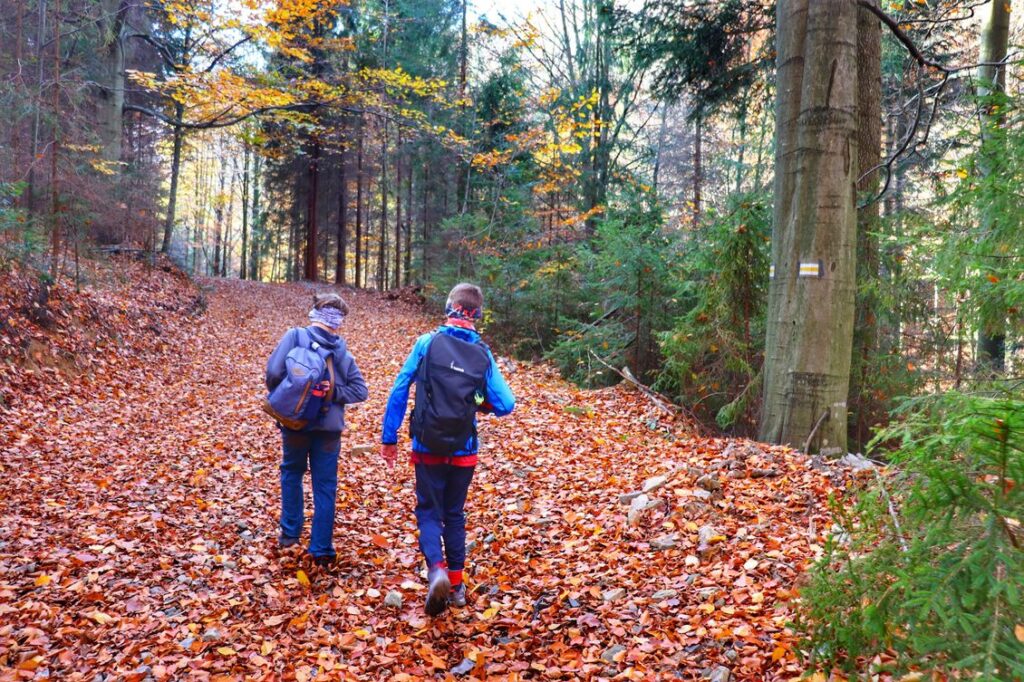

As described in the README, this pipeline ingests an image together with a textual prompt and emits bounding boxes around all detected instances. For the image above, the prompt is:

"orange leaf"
[371,534,390,549]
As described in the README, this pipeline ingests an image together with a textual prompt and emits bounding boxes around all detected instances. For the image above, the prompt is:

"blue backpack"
[262,328,335,431]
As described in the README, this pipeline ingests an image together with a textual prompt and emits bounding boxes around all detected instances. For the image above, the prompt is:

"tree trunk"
[378,127,388,291]
[160,109,185,253]
[692,114,702,226]
[304,141,321,281]
[422,158,430,280]
[223,155,238,276]
[27,0,47,216]
[850,0,882,447]
[355,118,364,288]
[213,154,227,276]
[240,143,250,280]
[760,0,859,456]
[336,136,348,285]
[49,0,62,279]
[95,0,129,164]
[976,0,1011,374]
[404,152,413,284]
[249,154,263,279]
[394,131,402,289]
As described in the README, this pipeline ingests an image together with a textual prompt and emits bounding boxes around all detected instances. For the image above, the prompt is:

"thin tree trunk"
[394,130,402,289]
[976,0,1011,373]
[760,0,859,456]
[355,117,364,288]
[404,152,413,284]
[249,154,263,279]
[692,114,702,226]
[336,134,348,285]
[378,128,388,291]
[240,143,250,280]
[652,104,669,195]
[851,0,882,448]
[213,154,227,276]
[422,158,430,280]
[28,0,47,216]
[160,110,184,253]
[304,140,320,281]
[49,0,62,279]
[223,155,238,276]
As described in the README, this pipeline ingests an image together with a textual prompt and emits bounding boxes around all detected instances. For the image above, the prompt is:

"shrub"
[798,389,1024,680]
[656,192,770,433]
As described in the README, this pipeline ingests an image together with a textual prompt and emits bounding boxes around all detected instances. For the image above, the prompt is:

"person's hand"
[381,443,398,470]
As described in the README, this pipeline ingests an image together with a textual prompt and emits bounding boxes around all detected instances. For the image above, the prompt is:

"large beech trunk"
[760,0,859,456]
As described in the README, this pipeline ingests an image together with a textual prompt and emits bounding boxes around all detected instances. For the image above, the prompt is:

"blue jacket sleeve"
[484,349,515,417]
[334,351,368,405]
[265,328,299,391]
[380,334,432,445]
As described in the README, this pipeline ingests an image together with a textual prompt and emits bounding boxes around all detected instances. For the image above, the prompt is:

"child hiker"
[380,283,515,616]
[264,293,368,567]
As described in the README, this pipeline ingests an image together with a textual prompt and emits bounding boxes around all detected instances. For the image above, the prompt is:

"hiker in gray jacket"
[265,293,367,566]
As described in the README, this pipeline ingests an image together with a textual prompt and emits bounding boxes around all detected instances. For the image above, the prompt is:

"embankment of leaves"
[0,255,204,419]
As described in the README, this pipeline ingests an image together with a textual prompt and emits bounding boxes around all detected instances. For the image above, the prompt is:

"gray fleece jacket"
[265,325,368,432]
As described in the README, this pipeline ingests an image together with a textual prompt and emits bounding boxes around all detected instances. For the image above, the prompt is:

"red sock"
[448,569,463,586]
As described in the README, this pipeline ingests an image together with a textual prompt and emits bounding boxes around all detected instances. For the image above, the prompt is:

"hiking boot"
[425,565,451,617]
[449,583,467,608]
[278,536,300,549]
[312,554,335,569]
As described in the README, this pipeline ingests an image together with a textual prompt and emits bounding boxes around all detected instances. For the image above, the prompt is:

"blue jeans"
[414,463,475,570]
[279,430,341,557]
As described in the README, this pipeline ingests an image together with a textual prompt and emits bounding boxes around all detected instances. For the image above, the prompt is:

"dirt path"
[1,277,835,681]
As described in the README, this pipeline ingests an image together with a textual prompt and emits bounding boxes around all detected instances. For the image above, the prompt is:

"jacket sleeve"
[380,334,431,445]
[265,328,299,391]
[333,351,368,405]
[483,349,515,417]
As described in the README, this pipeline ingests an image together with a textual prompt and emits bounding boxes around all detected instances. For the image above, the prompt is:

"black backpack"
[411,332,490,456]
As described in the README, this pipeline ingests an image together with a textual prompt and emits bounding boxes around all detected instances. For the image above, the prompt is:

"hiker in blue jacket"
[381,283,515,615]
[266,293,368,567]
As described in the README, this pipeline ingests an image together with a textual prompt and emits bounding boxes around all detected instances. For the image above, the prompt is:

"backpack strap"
[325,353,336,399]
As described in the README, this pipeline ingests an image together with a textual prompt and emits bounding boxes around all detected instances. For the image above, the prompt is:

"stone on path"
[602,588,626,602]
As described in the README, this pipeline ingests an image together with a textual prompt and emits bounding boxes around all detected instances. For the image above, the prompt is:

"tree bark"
[760,0,859,456]
[304,140,321,281]
[394,131,402,289]
[976,0,1011,374]
[27,0,47,216]
[692,115,702,225]
[94,0,129,164]
[50,0,62,279]
[378,127,388,291]
[336,134,348,285]
[850,0,882,447]
[355,117,364,288]
[213,153,227,276]
[404,152,413,284]
[240,143,250,280]
[249,154,263,280]
[160,107,185,253]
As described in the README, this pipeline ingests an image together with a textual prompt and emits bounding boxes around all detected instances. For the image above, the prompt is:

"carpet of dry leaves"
[0,260,841,681]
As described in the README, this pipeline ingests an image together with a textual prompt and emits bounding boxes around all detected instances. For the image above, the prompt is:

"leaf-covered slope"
[0,275,835,680]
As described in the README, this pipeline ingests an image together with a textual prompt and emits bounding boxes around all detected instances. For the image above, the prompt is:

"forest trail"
[1,275,838,681]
